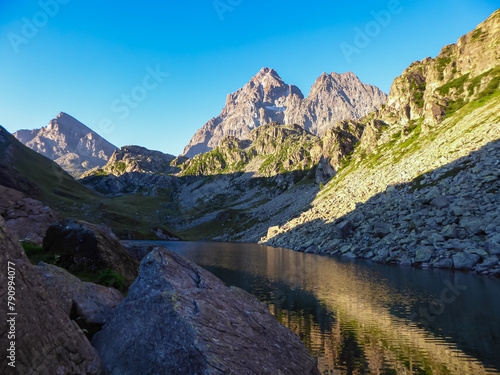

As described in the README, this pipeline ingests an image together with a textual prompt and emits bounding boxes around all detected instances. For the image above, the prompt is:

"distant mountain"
[0,124,97,208]
[83,145,182,177]
[182,68,386,158]
[14,112,117,178]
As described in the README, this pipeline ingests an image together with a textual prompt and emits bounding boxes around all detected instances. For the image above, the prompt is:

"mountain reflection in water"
[134,241,500,374]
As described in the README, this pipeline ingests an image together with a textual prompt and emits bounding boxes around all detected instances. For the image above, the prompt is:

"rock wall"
[182,67,386,157]
[379,9,500,127]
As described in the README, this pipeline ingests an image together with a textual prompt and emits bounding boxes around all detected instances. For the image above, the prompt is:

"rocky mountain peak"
[253,67,281,80]
[183,68,386,157]
[182,68,305,158]
[284,71,387,136]
[14,113,117,178]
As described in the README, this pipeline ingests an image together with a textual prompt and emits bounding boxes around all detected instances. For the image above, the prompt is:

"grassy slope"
[0,127,180,239]
[318,89,500,206]
[0,126,99,211]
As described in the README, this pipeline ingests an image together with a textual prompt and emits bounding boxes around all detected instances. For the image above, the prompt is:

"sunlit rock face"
[182,67,386,158]
[14,112,117,177]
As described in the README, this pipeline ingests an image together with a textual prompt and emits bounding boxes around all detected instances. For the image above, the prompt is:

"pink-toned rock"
[182,67,387,158]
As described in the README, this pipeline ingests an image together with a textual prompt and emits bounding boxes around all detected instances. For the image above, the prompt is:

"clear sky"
[0,0,497,156]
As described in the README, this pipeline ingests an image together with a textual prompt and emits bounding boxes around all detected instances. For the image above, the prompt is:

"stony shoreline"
[263,137,500,277]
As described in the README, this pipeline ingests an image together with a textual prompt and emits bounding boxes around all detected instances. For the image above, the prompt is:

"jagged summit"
[182,68,305,158]
[182,68,386,158]
[14,112,117,178]
[284,71,387,136]
[254,67,280,79]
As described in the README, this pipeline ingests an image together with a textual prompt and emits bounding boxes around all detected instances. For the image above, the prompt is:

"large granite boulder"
[43,219,139,283]
[0,185,58,245]
[34,262,124,327]
[92,246,320,375]
[0,216,101,374]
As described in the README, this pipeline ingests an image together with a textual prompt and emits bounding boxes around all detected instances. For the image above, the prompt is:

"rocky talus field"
[261,94,500,276]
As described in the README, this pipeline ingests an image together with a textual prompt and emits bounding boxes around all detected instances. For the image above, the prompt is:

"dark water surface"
[135,241,500,374]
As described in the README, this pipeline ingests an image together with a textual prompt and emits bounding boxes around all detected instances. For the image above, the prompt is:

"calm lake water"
[136,241,500,374]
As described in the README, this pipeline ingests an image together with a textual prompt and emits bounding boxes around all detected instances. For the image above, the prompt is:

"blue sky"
[0,0,497,155]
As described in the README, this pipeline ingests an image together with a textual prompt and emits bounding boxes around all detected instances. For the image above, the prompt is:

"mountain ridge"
[14,112,117,178]
[182,68,387,158]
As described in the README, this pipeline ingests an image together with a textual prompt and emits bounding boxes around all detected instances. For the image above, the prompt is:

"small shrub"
[115,162,127,172]
[471,28,483,41]
[98,268,127,290]
[392,131,402,140]
[22,241,58,265]
[436,74,469,96]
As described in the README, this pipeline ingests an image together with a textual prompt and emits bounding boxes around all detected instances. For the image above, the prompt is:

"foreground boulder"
[0,216,101,374]
[35,263,124,327]
[43,219,139,283]
[92,246,320,375]
[0,185,58,245]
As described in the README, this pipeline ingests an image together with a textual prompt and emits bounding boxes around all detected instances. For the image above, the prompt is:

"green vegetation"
[471,28,483,41]
[177,208,260,241]
[97,268,128,290]
[181,148,229,176]
[436,74,469,96]
[392,130,402,140]
[98,189,179,239]
[21,241,129,292]
[472,67,500,97]
[435,67,500,117]
[22,242,58,265]
[408,163,470,192]
[92,169,109,177]
[435,56,453,80]
[114,161,127,172]
[446,89,500,123]
[410,78,426,108]
[6,136,100,216]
